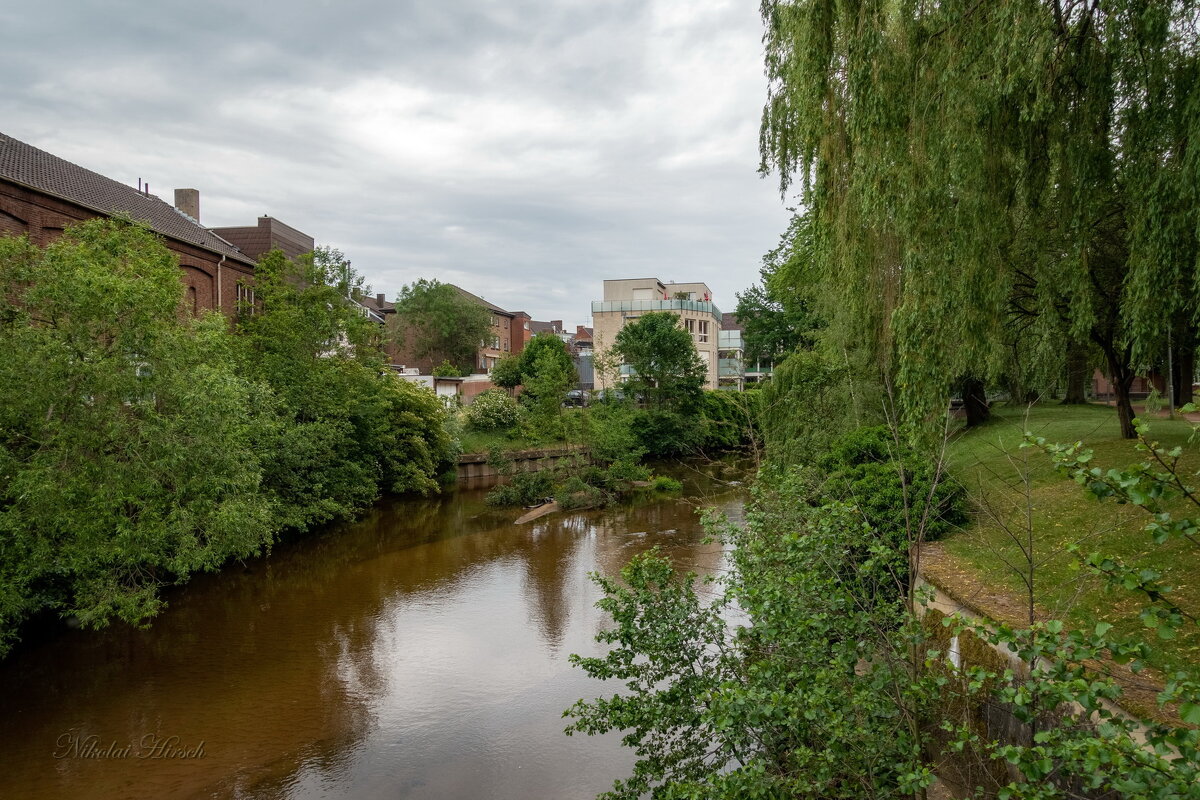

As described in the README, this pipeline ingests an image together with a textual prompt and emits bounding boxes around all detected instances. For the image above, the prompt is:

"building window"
[685,318,696,335]
[697,320,709,344]
[236,283,256,313]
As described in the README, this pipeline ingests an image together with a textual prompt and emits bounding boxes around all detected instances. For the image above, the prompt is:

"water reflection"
[0,461,745,800]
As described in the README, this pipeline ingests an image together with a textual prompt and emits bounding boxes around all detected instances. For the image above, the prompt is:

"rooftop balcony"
[592,299,722,320]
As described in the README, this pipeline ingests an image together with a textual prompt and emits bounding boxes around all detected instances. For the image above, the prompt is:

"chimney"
[376,293,386,305]
[551,319,563,332]
[174,188,200,221]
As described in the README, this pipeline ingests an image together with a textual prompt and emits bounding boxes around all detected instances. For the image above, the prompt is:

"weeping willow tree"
[760,0,1200,437]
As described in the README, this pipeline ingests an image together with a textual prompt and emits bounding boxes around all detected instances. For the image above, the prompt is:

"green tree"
[432,359,465,378]
[489,352,523,388]
[758,349,858,467]
[490,332,576,393]
[611,311,705,411]
[566,479,939,798]
[390,279,492,374]
[239,250,452,530]
[0,219,274,653]
[759,0,1200,437]
[735,212,817,366]
[522,342,575,424]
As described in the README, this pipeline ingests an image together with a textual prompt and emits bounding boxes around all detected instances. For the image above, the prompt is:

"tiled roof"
[359,295,395,313]
[529,320,560,334]
[720,312,743,332]
[450,284,512,315]
[0,132,254,266]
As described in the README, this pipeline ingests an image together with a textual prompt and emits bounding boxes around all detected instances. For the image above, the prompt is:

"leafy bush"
[566,476,935,797]
[485,470,557,507]
[631,409,704,458]
[699,390,759,451]
[759,350,855,467]
[432,359,464,377]
[581,402,646,465]
[818,425,965,543]
[555,477,612,510]
[650,475,683,492]
[605,459,652,483]
[465,388,521,430]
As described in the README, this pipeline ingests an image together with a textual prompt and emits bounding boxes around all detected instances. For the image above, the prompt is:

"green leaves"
[390,279,492,374]
[0,223,454,655]
[612,311,705,413]
[567,472,938,798]
[0,220,274,651]
[761,0,1200,438]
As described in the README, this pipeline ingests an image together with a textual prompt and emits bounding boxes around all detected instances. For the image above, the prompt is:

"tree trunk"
[961,377,990,427]
[1103,350,1137,439]
[1171,327,1195,407]
[1061,339,1089,404]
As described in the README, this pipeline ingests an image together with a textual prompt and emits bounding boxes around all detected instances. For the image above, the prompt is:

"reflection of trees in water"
[0,479,750,800]
[518,515,589,652]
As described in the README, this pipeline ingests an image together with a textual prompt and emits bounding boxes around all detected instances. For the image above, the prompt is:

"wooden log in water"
[515,501,560,524]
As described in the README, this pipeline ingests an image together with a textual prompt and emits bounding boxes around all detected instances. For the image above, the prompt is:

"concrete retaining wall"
[456,445,587,488]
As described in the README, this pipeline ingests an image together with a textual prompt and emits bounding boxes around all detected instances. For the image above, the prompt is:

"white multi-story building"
[591,278,721,391]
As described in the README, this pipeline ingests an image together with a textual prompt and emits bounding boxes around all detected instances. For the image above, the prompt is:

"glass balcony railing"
[718,358,744,377]
[591,299,722,320]
[718,332,743,349]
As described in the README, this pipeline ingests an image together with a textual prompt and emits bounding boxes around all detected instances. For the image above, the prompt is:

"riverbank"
[939,402,1200,720]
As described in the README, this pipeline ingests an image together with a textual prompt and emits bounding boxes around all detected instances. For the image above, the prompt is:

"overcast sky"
[2,0,794,326]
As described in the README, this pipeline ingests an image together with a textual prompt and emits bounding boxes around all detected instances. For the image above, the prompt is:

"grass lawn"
[943,401,1200,674]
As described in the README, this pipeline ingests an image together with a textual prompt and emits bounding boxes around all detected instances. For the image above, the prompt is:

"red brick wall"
[460,379,498,403]
[0,178,255,317]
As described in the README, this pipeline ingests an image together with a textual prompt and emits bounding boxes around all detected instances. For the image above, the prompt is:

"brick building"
[386,284,526,375]
[0,132,259,316]
[210,215,315,262]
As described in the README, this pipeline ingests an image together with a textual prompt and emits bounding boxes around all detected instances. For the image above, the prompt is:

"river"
[0,461,746,799]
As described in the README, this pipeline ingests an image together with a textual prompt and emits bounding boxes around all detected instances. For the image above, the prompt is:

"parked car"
[563,389,588,407]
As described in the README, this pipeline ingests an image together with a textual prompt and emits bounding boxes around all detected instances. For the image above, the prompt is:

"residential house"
[591,278,721,391]
[388,284,523,375]
[0,131,261,316]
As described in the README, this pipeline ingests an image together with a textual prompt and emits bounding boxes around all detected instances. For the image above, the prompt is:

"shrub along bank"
[0,220,454,657]
[568,351,1200,797]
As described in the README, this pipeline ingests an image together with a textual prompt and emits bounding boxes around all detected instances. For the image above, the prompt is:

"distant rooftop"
[451,284,513,315]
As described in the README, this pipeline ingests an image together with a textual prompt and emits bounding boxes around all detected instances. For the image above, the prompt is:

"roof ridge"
[0,131,254,266]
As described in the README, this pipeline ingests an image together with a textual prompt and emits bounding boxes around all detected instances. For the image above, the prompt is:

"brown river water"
[0,461,746,799]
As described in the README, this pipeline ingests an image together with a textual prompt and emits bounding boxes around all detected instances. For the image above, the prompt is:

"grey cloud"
[2,0,791,325]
